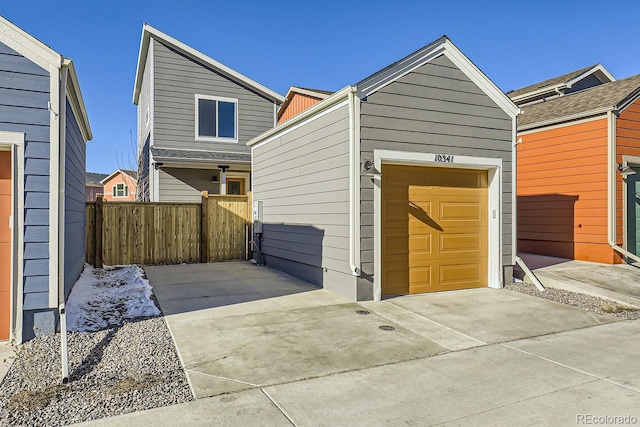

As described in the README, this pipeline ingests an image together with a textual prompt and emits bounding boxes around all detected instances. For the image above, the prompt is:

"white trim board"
[0,131,25,343]
[372,149,503,301]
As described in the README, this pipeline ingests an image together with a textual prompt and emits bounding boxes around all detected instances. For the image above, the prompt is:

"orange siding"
[277,93,323,125]
[517,118,621,263]
[616,97,640,254]
[103,172,137,202]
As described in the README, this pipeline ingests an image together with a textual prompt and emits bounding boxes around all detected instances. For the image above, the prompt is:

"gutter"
[58,63,70,383]
[607,111,640,263]
[347,87,361,277]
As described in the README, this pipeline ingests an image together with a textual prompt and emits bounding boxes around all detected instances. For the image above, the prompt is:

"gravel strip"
[506,282,640,320]
[0,315,194,426]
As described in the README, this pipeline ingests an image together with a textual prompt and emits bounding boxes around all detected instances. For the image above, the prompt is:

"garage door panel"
[382,164,488,296]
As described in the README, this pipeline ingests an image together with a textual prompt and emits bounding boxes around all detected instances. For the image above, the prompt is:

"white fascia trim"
[356,37,519,118]
[100,169,132,185]
[63,59,92,142]
[248,86,354,149]
[0,16,61,71]
[0,131,25,342]
[518,107,613,132]
[510,86,566,104]
[517,114,608,136]
[287,86,332,100]
[372,150,503,301]
[133,24,284,104]
[511,116,518,266]
[48,65,61,309]
[566,64,616,88]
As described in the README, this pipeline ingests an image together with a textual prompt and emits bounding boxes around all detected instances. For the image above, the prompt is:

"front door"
[0,151,11,340]
[227,178,245,195]
[626,166,640,258]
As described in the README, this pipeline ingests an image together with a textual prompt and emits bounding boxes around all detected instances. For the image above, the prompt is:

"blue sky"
[2,1,639,173]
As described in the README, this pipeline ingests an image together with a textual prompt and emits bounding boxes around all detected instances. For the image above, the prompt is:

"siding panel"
[360,54,513,275]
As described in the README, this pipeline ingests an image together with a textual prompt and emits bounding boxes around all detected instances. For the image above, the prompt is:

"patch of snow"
[65,264,161,332]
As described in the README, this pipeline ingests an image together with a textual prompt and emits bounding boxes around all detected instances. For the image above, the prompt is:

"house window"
[195,95,238,141]
[113,183,129,198]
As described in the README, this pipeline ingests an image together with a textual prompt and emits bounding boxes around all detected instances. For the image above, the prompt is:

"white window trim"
[194,94,239,143]
[372,149,503,301]
[114,183,129,198]
[0,131,25,342]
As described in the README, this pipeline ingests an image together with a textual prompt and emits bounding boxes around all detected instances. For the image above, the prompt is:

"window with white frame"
[195,95,238,141]
[113,183,129,198]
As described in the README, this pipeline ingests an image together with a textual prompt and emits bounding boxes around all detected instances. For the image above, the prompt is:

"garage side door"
[0,151,11,340]
[381,164,488,296]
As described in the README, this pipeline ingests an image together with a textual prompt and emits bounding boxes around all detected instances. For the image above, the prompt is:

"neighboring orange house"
[101,169,137,201]
[509,65,640,264]
[277,87,333,124]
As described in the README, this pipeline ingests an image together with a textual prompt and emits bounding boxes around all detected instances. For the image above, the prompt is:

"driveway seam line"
[261,388,297,426]
[501,343,640,393]
[385,301,487,345]
[185,369,261,387]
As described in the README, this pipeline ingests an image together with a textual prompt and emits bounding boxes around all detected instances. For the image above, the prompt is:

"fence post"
[95,195,104,268]
[201,191,209,263]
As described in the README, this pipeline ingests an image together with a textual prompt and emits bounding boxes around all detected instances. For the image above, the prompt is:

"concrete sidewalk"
[74,320,640,426]
[518,253,640,308]
[70,262,639,426]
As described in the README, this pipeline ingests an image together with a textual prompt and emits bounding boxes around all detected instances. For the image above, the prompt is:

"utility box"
[252,201,263,233]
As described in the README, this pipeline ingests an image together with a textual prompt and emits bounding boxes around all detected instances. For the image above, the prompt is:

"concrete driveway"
[79,262,640,426]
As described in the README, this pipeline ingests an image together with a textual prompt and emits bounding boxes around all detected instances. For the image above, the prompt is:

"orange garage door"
[382,164,488,296]
[0,151,11,340]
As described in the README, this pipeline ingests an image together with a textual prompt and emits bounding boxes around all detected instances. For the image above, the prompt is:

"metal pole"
[60,302,69,383]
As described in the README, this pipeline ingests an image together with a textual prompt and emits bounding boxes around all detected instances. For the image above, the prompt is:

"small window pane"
[227,180,241,195]
[198,99,216,137]
[218,101,235,138]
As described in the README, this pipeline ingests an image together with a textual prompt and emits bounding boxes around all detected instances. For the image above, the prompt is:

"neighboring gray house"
[86,172,108,201]
[0,16,92,342]
[132,24,283,202]
[249,36,519,301]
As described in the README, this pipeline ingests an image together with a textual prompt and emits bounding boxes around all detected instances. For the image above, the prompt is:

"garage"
[0,151,11,340]
[381,164,488,296]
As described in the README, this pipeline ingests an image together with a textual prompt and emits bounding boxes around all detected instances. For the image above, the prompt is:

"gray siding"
[252,104,357,299]
[359,54,513,276]
[0,41,51,313]
[152,40,276,153]
[159,167,225,202]
[64,99,86,299]
[137,49,152,201]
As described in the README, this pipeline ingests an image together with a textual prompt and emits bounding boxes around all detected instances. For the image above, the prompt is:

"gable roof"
[507,64,615,104]
[277,86,334,122]
[100,169,138,185]
[356,36,520,118]
[86,172,109,186]
[133,24,284,105]
[0,16,92,141]
[249,36,519,148]
[519,73,640,129]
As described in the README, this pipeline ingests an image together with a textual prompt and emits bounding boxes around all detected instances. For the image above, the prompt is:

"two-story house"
[132,25,283,202]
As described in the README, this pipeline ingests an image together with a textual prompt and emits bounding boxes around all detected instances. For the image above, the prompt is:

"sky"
[2,1,639,174]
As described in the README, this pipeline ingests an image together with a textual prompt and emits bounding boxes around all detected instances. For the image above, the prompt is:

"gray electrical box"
[252,201,263,233]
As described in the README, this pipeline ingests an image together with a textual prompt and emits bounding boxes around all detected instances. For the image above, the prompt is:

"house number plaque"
[435,154,454,163]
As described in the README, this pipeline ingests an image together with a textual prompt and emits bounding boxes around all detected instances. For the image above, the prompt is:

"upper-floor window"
[113,183,129,198]
[195,95,238,142]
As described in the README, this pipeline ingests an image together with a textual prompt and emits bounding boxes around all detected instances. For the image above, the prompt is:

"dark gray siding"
[565,74,604,94]
[359,54,513,276]
[252,103,357,299]
[64,99,86,299]
[0,41,51,316]
[152,40,276,153]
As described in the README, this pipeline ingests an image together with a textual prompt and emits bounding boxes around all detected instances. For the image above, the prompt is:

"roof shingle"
[507,65,597,99]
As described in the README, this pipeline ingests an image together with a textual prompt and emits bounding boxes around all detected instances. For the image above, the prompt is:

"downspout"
[348,87,361,276]
[58,63,69,384]
[607,110,640,263]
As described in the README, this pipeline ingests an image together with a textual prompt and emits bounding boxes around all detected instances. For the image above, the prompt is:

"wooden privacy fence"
[86,192,252,267]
